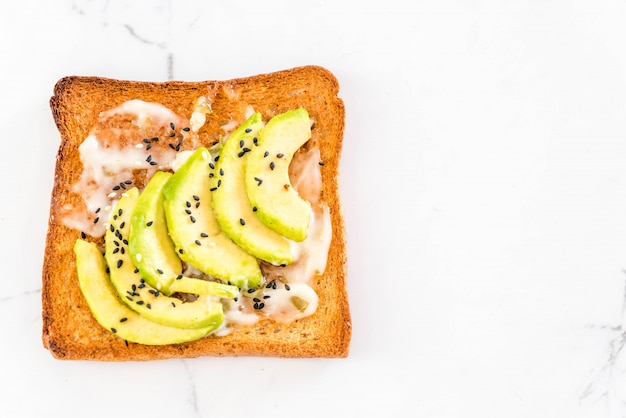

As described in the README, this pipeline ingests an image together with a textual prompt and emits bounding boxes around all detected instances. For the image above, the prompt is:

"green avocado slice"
[105,188,225,330]
[74,239,216,345]
[244,109,312,242]
[212,112,294,266]
[129,171,181,295]
[162,148,263,289]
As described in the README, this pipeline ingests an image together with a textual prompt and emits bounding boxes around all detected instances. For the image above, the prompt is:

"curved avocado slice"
[74,239,216,345]
[105,188,225,330]
[162,148,263,289]
[212,112,293,266]
[244,109,312,242]
[129,171,180,295]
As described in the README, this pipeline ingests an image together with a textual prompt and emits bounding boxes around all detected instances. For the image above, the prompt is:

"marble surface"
[2,0,626,416]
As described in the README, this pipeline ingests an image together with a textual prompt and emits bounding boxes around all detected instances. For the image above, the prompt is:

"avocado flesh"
[105,188,225,330]
[244,109,312,242]
[129,171,180,295]
[169,277,239,298]
[162,148,263,289]
[74,239,216,345]
[212,112,293,266]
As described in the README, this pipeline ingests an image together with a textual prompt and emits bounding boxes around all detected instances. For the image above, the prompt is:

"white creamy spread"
[63,99,332,328]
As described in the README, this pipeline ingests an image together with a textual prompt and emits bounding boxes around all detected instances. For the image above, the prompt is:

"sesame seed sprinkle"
[245,128,252,133]
[117,259,123,269]
[149,161,157,166]
[94,216,100,224]
[239,218,246,226]
[111,327,117,333]
[81,231,86,239]
[190,215,196,223]
[170,122,175,130]
[277,153,284,158]
[146,221,153,227]
[239,139,244,148]
[254,177,263,186]
[183,127,190,132]
[176,274,183,280]
[120,317,127,322]
[193,195,200,201]
[270,162,275,170]
[263,151,269,158]
[195,240,201,246]
[157,269,163,274]
[200,232,208,237]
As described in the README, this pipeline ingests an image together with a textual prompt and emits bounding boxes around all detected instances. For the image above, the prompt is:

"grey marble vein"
[182,359,201,417]
[0,288,41,304]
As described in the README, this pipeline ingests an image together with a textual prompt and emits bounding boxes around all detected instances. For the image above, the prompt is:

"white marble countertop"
[2,0,626,416]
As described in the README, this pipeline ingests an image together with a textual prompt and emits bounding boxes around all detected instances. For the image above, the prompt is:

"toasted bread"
[42,66,351,360]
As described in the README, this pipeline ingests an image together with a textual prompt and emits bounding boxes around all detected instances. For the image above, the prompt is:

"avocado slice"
[105,188,225,330]
[244,109,312,242]
[74,239,217,345]
[129,171,180,295]
[212,112,294,266]
[162,148,263,289]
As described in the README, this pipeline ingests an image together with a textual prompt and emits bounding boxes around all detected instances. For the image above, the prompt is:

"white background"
[1,0,626,417]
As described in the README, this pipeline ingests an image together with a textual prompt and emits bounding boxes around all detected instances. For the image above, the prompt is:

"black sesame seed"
[111,327,117,333]
[126,296,133,301]
[172,302,176,307]
[193,195,200,201]
[243,147,251,153]
[253,302,259,309]
[170,132,176,138]
[252,206,257,212]
[258,302,265,309]
[170,122,175,130]
[81,231,86,239]
[186,201,191,208]
[106,267,110,274]
[138,283,146,289]
[263,295,271,299]
[113,215,118,220]
[253,137,258,146]
[148,289,156,295]
[149,161,157,166]
[146,143,153,150]
[169,143,176,150]
[285,284,291,291]
[266,281,274,289]
[247,288,256,293]
[147,303,152,309]
[119,221,125,229]
[146,155,152,162]
[132,284,136,291]
[120,317,128,322]
[140,278,145,283]
[176,143,181,151]
[214,156,220,162]
[200,232,208,237]
[253,297,260,303]
[210,187,217,191]
[143,138,150,144]
[124,180,132,185]
[125,340,129,347]
[113,185,120,191]
[195,240,201,246]
[110,224,115,232]
[319,161,325,166]
[118,209,123,216]
[277,153,284,158]
[95,207,101,214]
[239,218,246,226]
[238,151,245,158]
[217,179,222,187]
[245,128,252,133]
[183,127,190,132]
[209,162,215,169]
[136,301,144,305]
[196,202,200,208]
[176,274,183,280]
[219,168,224,176]
[154,291,160,297]
[134,268,139,273]
[117,259,123,269]
[113,248,119,254]
[263,151,269,158]
[157,269,163,274]
[123,239,128,245]
[114,240,120,247]
[270,162,275,170]
[234,297,238,302]
[190,216,196,223]
[239,139,244,148]
[146,221,153,227]
[151,137,158,142]
[185,209,192,215]
[209,173,214,178]
[178,249,184,255]
[119,182,126,189]
[254,177,263,186]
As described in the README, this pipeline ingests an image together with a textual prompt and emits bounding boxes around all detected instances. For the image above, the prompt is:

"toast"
[42,65,351,361]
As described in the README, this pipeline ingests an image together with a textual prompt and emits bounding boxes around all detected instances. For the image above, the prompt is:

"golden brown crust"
[42,66,351,360]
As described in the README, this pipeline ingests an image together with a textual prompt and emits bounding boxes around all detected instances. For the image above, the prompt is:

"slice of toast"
[42,65,351,360]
